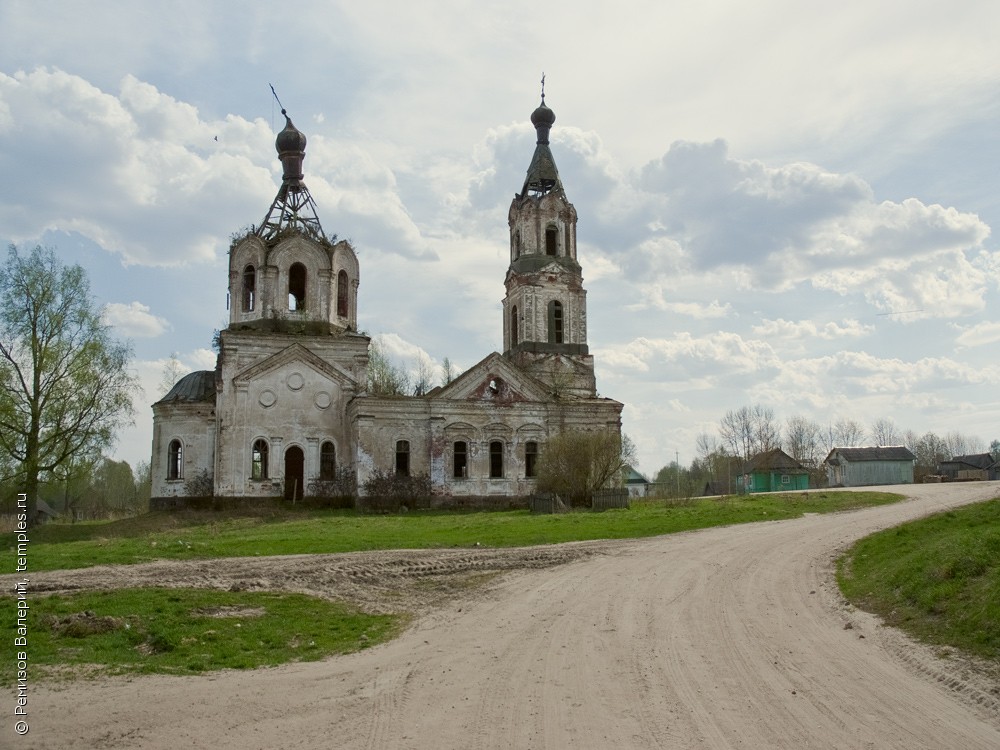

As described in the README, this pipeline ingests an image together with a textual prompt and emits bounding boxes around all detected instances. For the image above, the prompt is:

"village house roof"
[743,448,807,473]
[824,446,916,465]
[940,453,996,470]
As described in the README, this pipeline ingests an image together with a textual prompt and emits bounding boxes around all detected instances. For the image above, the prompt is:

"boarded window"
[545,226,557,255]
[288,262,306,310]
[167,439,183,480]
[242,265,256,312]
[337,270,349,318]
[453,441,467,479]
[548,300,564,344]
[511,305,519,346]
[251,439,269,480]
[395,440,410,476]
[525,441,538,478]
[489,440,504,478]
[320,441,336,480]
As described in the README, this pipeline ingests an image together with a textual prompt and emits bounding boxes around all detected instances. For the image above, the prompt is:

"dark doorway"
[284,445,304,502]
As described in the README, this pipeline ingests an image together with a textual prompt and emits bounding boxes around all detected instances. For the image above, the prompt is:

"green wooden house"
[737,448,810,494]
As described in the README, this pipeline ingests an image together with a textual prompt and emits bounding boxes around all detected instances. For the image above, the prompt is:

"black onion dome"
[275,113,307,154]
[530,101,555,129]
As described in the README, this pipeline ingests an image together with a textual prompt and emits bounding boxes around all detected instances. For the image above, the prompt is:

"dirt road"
[13,483,1000,749]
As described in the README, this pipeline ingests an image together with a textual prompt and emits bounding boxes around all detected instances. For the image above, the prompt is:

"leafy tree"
[366,337,410,396]
[0,246,139,525]
[535,430,635,505]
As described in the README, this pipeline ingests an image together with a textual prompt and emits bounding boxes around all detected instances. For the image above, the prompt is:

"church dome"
[530,101,555,129]
[275,113,307,154]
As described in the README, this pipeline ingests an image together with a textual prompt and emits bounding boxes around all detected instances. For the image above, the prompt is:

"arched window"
[565,225,572,258]
[395,440,410,476]
[453,441,468,479]
[337,270,349,318]
[242,265,256,312]
[288,262,306,311]
[548,300,564,344]
[489,440,504,478]
[513,230,521,259]
[251,439,269,480]
[167,439,183,480]
[525,441,538,478]
[510,305,519,346]
[320,441,336,480]
[545,226,558,256]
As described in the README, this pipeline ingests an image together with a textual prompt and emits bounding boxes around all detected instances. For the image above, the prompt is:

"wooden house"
[737,448,810,494]
[824,446,915,487]
[937,453,998,481]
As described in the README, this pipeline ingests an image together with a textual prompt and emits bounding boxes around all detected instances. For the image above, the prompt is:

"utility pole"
[675,450,680,497]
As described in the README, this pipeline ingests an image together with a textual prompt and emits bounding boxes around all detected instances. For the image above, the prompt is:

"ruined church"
[150,95,623,507]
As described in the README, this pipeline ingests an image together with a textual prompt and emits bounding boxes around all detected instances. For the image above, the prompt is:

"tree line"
[652,403,999,497]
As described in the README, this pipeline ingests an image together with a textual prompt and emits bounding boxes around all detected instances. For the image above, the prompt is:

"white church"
[150,94,623,508]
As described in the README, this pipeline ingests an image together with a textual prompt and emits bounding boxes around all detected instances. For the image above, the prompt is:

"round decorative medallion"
[286,372,305,391]
[258,389,277,408]
[314,391,331,410]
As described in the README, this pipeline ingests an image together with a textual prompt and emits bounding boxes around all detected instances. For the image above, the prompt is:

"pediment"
[431,352,551,403]
[233,343,357,388]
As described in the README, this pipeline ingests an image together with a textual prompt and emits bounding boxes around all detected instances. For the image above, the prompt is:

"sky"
[1,0,998,477]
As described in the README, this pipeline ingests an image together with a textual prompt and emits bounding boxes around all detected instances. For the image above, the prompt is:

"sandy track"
[10,482,1000,749]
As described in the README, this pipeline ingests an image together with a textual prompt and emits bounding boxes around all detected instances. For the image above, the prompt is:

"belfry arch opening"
[288,263,306,311]
[242,265,256,312]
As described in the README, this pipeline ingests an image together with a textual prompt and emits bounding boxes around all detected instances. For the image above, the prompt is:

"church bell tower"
[502,89,597,398]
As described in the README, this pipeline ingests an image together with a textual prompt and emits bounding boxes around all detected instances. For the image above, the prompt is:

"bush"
[360,469,432,512]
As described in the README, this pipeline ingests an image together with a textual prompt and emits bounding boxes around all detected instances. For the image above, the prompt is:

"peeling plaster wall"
[150,401,215,500]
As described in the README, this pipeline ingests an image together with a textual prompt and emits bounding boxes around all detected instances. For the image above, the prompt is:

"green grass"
[13,491,905,572]
[838,498,1000,661]
[1,587,402,682]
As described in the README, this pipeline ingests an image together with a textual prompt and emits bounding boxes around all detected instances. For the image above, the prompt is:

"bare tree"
[944,431,983,458]
[785,416,822,465]
[719,404,779,460]
[833,418,866,448]
[158,352,186,397]
[411,354,434,396]
[912,431,949,475]
[441,357,456,386]
[536,430,634,504]
[869,417,901,447]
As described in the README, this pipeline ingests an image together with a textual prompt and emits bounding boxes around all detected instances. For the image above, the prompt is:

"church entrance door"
[284,446,304,502]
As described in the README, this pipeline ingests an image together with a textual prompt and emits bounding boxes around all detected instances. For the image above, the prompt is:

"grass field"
[14,491,905,572]
[837,498,1000,661]
[1,587,403,682]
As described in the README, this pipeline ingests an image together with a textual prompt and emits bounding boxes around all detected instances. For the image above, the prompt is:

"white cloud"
[103,301,169,338]
[955,321,1000,349]
[751,318,873,341]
